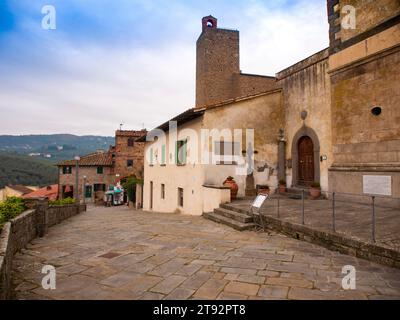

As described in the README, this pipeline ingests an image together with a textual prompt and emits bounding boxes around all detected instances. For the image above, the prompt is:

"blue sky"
[0,0,329,136]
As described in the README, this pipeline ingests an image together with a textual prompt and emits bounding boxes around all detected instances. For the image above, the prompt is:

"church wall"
[277,49,333,192]
[202,91,284,197]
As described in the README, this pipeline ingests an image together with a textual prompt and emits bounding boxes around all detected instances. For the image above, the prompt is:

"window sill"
[176,163,186,167]
[160,164,166,167]
[216,162,238,166]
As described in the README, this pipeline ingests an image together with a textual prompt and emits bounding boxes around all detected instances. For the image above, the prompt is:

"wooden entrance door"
[298,136,314,186]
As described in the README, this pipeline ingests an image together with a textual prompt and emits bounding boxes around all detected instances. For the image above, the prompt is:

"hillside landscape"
[0,134,114,188]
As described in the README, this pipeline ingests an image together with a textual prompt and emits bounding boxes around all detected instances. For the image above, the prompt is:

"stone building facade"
[58,130,146,203]
[142,1,400,216]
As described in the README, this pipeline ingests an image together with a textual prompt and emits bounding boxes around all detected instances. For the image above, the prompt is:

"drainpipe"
[278,129,286,183]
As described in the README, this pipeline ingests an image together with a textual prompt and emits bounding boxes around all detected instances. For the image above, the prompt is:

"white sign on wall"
[362,175,392,196]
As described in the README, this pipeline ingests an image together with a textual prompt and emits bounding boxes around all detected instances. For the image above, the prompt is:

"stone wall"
[114,130,146,180]
[327,0,400,53]
[276,49,332,191]
[195,22,277,109]
[0,200,86,300]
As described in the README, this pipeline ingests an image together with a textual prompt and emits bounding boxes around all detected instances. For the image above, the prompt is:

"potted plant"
[278,179,287,194]
[223,176,239,201]
[310,182,321,199]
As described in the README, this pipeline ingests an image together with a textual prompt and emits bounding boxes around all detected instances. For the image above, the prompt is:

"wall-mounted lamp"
[320,155,328,162]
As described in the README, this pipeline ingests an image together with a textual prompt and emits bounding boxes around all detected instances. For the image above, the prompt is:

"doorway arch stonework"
[291,126,320,187]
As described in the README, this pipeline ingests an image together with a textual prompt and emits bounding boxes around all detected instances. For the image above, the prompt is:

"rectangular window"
[215,141,240,165]
[176,140,187,165]
[178,188,184,207]
[161,184,165,199]
[97,166,104,174]
[127,159,133,167]
[128,138,134,147]
[161,145,166,166]
[149,148,154,166]
[62,166,72,174]
[94,184,106,192]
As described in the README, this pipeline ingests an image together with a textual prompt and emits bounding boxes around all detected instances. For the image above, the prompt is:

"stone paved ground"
[231,195,400,250]
[11,206,400,300]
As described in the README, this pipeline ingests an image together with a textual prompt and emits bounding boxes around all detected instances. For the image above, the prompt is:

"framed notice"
[362,175,392,196]
[252,194,269,208]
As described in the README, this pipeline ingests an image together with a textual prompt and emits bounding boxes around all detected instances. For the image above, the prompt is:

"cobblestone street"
[12,206,400,300]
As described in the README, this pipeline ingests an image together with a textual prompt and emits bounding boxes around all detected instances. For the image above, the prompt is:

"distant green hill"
[0,134,114,163]
[0,153,58,189]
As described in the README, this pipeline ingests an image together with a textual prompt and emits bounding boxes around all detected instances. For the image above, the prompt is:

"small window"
[176,140,187,165]
[161,184,165,199]
[128,138,135,147]
[371,106,382,116]
[215,141,240,165]
[94,184,106,192]
[178,188,184,207]
[149,148,154,166]
[63,166,72,174]
[161,145,166,166]
[97,166,104,174]
[127,159,133,167]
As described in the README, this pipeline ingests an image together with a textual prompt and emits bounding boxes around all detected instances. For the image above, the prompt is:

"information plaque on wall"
[362,175,392,196]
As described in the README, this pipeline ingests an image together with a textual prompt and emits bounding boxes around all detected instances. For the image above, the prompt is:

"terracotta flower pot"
[278,185,286,193]
[223,177,239,201]
[310,187,321,199]
[258,188,270,195]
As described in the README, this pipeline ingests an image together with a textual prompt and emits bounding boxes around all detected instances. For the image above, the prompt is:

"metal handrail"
[260,190,400,244]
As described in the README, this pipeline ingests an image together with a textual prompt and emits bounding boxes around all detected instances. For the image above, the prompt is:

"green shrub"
[0,197,26,222]
[311,182,321,188]
[49,197,76,206]
[122,177,142,202]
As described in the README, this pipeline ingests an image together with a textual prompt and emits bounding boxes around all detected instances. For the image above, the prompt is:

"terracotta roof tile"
[57,151,113,167]
[22,185,59,201]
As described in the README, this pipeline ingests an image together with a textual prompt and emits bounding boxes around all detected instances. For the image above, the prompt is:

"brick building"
[142,1,400,216]
[58,130,146,203]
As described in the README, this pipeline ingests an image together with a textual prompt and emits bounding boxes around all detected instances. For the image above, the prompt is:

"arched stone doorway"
[291,126,320,187]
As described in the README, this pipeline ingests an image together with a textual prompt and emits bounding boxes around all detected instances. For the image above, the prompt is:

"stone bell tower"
[195,16,240,108]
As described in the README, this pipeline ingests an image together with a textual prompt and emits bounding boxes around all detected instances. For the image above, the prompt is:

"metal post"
[372,196,376,243]
[82,176,87,205]
[74,156,80,204]
[302,189,305,225]
[277,196,280,219]
[332,192,336,232]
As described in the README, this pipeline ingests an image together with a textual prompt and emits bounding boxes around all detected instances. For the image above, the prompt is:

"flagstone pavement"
[11,206,400,300]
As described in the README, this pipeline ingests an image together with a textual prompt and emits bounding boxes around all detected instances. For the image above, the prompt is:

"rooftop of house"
[22,184,59,201]
[136,108,206,142]
[137,88,282,143]
[57,150,114,167]
[6,185,35,194]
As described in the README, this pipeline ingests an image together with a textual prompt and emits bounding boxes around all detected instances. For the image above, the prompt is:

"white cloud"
[0,0,329,136]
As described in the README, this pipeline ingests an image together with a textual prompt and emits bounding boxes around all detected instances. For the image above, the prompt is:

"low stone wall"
[0,200,86,300]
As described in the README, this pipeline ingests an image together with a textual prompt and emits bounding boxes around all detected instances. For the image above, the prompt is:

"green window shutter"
[182,140,187,164]
[175,142,179,165]
[161,145,166,165]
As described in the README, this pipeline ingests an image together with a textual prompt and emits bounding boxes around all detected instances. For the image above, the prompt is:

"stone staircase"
[203,203,256,231]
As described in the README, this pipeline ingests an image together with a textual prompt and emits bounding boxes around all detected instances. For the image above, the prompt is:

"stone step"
[220,203,251,215]
[203,212,256,231]
[213,207,253,223]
